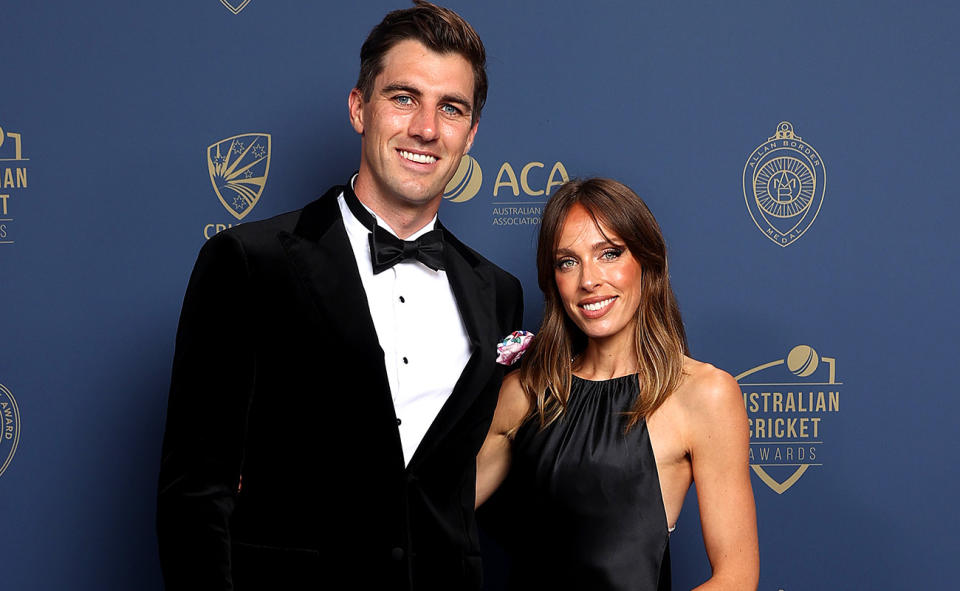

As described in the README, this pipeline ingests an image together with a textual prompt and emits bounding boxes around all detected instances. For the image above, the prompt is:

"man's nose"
[408,106,439,141]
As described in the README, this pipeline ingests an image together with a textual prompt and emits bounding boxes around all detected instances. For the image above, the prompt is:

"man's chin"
[389,181,447,207]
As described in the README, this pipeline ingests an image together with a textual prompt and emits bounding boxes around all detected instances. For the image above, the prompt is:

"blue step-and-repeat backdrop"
[2,1,958,589]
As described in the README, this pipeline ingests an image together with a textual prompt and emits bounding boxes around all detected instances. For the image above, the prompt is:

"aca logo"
[204,133,271,239]
[0,383,20,479]
[492,161,569,198]
[490,160,568,227]
[442,155,570,228]
[742,122,826,247]
[0,122,28,246]
[220,0,251,15]
[737,345,842,494]
[443,155,483,203]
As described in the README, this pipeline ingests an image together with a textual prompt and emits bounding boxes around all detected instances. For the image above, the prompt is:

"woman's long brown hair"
[519,178,689,431]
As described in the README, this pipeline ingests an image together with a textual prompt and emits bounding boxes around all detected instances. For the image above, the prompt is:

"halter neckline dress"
[506,373,672,590]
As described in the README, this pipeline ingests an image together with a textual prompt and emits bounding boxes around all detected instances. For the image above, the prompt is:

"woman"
[477,178,759,590]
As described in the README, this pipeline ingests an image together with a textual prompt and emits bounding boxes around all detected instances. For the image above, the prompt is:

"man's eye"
[395,95,413,105]
[441,104,463,116]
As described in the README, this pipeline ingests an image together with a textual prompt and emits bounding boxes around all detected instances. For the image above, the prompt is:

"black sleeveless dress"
[506,374,671,590]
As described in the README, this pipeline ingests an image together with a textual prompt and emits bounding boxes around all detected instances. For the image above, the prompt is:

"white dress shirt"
[337,190,473,466]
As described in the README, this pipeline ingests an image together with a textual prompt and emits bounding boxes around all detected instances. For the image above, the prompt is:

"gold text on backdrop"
[442,155,569,228]
[0,383,20,479]
[0,123,28,246]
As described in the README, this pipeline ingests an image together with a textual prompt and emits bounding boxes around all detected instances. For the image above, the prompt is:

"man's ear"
[348,88,365,135]
[464,120,479,154]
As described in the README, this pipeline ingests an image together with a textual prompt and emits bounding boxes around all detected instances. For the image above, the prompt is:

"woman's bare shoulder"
[675,357,744,418]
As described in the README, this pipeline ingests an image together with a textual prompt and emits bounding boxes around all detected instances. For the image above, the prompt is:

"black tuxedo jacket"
[157,185,523,590]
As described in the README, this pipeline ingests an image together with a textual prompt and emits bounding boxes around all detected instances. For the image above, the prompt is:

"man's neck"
[352,175,441,239]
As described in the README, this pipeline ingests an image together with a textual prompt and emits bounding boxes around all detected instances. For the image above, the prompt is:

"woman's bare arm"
[687,367,760,591]
[476,372,529,508]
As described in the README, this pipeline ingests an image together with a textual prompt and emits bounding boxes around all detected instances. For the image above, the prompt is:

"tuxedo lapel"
[409,227,498,469]
[278,192,499,470]
[277,187,402,461]
[279,187,379,354]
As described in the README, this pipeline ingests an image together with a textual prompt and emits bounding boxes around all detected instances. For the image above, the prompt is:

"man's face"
[349,39,478,212]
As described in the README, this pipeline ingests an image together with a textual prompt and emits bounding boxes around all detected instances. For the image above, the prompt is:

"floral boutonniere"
[496,330,534,366]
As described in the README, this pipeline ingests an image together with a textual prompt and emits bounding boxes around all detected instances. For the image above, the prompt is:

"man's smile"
[398,149,438,164]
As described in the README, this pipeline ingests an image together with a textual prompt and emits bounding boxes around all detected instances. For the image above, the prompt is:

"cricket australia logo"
[207,133,271,220]
[742,122,826,247]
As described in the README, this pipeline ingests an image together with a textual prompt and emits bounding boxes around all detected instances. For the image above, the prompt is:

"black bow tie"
[343,181,445,275]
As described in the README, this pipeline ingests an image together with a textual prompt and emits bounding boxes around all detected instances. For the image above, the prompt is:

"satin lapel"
[409,229,498,468]
[277,187,399,452]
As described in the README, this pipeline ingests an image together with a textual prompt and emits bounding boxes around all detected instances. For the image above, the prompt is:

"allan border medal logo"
[737,345,841,494]
[742,122,826,247]
[220,0,251,14]
[207,133,271,221]
[0,383,20,478]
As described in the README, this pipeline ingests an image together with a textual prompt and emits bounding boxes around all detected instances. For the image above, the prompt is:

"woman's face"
[553,203,643,349]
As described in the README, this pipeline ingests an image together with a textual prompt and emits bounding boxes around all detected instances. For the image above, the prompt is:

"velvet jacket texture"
[157,185,524,590]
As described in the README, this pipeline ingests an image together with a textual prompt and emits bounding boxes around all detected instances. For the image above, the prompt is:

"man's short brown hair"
[356,1,488,124]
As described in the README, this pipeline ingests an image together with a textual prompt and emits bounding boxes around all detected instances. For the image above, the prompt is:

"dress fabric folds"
[507,374,671,591]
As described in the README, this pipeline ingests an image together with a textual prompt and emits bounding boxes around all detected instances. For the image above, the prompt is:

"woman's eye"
[601,248,623,260]
[556,258,576,271]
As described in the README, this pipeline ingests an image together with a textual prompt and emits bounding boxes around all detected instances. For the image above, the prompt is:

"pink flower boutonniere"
[496,330,534,366]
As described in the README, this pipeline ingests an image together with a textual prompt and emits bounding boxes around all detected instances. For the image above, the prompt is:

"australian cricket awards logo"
[737,345,841,494]
[207,133,271,221]
[220,0,251,14]
[742,122,826,247]
[0,122,28,246]
[0,383,20,479]
[443,155,482,203]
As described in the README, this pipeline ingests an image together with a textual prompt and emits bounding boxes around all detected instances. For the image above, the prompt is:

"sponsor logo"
[737,345,841,494]
[490,160,568,227]
[220,0,251,15]
[0,123,28,246]
[443,155,483,203]
[442,155,570,228]
[0,383,20,479]
[742,122,826,247]
[204,133,271,239]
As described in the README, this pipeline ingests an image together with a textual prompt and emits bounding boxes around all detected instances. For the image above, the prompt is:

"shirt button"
[399,296,405,303]
[396,418,402,426]
[391,547,405,561]
[402,357,409,364]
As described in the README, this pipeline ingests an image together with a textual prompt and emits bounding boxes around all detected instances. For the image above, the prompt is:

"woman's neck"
[573,336,638,380]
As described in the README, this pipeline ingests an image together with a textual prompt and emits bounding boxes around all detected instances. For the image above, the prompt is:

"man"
[157,2,523,589]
